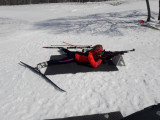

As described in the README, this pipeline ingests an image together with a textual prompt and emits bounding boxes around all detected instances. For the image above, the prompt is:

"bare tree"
[146,0,151,21]
[158,0,160,20]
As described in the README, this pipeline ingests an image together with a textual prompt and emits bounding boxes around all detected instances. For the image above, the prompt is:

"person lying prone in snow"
[37,44,105,69]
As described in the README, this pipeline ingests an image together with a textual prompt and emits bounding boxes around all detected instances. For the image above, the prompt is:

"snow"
[0,0,160,120]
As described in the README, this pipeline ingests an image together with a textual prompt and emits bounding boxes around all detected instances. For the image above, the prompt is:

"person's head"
[90,44,103,54]
[90,44,103,59]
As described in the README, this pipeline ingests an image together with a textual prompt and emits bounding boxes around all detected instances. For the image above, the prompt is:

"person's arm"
[88,52,102,68]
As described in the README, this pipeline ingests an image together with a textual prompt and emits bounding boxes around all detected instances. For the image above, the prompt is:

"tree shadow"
[34,10,147,36]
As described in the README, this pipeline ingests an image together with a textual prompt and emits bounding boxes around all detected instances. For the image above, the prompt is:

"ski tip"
[42,47,47,48]
[58,88,66,92]
[20,61,23,64]
[19,61,26,67]
[62,90,66,92]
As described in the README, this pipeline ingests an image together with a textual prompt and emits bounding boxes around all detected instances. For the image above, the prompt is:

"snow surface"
[0,0,160,120]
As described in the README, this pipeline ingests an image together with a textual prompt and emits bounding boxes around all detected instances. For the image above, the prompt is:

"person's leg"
[37,48,88,69]
[47,57,74,66]
[37,57,75,69]
[61,48,88,57]
[61,48,76,58]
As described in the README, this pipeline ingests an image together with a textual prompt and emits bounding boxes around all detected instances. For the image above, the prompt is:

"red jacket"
[75,52,102,68]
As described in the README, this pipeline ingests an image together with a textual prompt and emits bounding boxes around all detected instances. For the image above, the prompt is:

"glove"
[100,49,105,55]
[101,53,107,61]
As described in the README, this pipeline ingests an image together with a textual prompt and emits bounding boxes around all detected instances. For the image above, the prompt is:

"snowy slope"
[0,1,160,120]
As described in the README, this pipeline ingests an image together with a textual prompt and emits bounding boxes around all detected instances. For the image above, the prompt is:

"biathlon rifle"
[101,49,135,60]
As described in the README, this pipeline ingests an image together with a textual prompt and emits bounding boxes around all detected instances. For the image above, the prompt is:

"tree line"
[0,0,160,21]
[0,0,110,5]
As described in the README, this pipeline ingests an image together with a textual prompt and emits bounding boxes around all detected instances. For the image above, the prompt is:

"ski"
[43,46,92,49]
[50,45,92,47]
[20,61,66,92]
[140,20,160,31]
[43,42,92,51]
[62,42,92,49]
[141,24,160,30]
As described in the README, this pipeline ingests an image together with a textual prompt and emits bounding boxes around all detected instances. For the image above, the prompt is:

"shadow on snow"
[34,10,148,36]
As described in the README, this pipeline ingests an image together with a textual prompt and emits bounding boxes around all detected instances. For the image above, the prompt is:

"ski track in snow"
[0,1,160,120]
